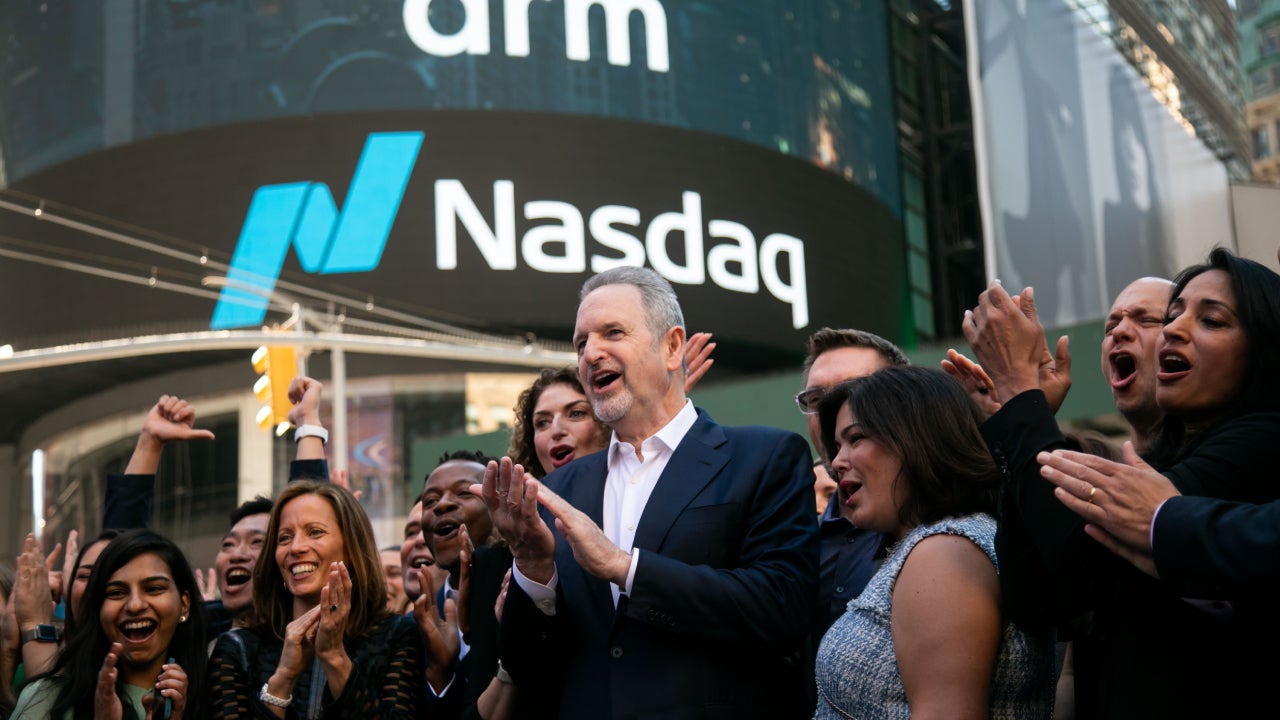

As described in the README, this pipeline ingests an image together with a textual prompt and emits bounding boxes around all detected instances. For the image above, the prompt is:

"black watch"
[20,623,60,644]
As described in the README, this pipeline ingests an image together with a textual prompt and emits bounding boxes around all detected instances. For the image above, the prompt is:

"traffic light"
[251,345,298,435]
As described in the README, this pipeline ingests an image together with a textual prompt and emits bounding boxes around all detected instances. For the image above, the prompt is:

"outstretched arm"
[106,395,215,529]
[287,376,331,482]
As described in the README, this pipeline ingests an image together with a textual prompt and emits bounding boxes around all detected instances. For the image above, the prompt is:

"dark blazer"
[982,391,1280,719]
[1154,496,1280,599]
[501,409,818,720]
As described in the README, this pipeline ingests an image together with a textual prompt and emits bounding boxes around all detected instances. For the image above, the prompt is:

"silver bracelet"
[259,683,293,708]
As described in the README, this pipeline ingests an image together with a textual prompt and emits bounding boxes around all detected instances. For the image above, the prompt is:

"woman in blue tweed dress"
[812,367,1054,719]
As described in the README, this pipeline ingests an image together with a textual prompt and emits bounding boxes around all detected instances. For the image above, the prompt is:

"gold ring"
[1088,486,1097,502]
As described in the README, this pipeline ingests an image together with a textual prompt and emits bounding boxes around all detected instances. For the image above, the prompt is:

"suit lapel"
[633,410,729,553]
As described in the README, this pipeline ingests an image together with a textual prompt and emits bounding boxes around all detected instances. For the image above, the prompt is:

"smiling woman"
[10,529,208,720]
[208,482,424,719]
[508,367,612,479]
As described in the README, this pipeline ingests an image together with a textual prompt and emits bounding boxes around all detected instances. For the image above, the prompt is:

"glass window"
[1259,22,1280,58]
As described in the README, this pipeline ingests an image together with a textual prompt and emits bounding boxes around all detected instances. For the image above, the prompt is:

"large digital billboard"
[0,0,901,212]
[0,1,909,366]
[2,112,907,365]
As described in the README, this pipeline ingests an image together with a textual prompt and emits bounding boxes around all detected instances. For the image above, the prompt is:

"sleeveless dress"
[814,513,1055,720]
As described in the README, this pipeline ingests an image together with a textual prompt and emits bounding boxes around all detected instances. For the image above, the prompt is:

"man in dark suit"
[477,266,818,719]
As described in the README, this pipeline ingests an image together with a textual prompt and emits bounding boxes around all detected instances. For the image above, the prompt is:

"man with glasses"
[797,327,908,634]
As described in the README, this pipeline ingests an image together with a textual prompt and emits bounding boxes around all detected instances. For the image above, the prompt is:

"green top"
[11,676,151,719]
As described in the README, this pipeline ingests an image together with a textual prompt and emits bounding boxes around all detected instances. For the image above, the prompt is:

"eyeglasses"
[794,387,826,415]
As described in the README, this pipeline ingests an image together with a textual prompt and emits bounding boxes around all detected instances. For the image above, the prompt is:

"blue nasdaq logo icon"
[210,131,424,329]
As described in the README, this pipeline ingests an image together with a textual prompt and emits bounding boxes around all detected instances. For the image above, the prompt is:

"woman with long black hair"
[11,529,207,719]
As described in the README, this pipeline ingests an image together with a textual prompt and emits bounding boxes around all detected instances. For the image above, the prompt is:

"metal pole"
[331,346,348,473]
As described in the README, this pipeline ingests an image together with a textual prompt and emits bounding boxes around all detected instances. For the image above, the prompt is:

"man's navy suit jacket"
[501,409,818,720]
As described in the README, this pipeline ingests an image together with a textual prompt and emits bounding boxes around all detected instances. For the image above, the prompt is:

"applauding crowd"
[2,253,1278,719]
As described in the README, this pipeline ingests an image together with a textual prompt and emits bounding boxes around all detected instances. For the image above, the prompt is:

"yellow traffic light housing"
[252,345,298,433]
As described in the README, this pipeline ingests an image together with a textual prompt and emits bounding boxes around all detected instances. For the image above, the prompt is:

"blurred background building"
[1239,0,1280,181]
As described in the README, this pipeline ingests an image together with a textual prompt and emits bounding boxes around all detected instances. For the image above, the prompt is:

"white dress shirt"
[514,400,699,614]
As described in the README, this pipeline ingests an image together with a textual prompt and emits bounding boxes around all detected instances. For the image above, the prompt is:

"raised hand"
[144,660,189,720]
[143,396,217,444]
[684,331,716,392]
[194,568,218,602]
[963,282,1045,401]
[95,644,125,720]
[941,348,1002,421]
[314,562,352,665]
[1038,442,1179,578]
[287,376,324,428]
[60,529,79,603]
[274,604,320,686]
[456,524,473,638]
[1039,334,1073,413]
[536,485,630,586]
[127,396,215,475]
[472,458,555,583]
[15,534,55,634]
[413,567,460,693]
[494,569,512,621]
[329,468,362,501]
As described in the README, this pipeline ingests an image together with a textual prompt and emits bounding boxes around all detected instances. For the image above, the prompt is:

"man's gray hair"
[581,266,685,340]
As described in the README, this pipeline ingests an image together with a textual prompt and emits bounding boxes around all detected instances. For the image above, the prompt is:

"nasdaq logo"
[214,130,809,330]
[210,131,424,329]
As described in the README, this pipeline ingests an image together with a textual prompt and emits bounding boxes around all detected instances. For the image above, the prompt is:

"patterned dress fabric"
[814,513,1055,720]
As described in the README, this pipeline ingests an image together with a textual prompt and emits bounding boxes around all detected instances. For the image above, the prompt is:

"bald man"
[1100,277,1174,454]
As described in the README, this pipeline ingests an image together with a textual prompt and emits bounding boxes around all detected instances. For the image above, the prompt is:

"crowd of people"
[1,251,1277,719]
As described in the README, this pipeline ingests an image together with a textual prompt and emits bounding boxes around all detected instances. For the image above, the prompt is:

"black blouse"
[208,613,423,720]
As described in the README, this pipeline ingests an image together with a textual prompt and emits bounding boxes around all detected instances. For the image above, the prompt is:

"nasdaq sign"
[212,130,811,331]
[210,132,424,329]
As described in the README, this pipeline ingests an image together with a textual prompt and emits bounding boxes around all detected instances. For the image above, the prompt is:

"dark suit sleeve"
[621,431,818,652]
[1160,412,1280,503]
[498,578,566,709]
[980,390,1099,630]
[290,459,330,482]
[1153,496,1280,598]
[103,473,154,529]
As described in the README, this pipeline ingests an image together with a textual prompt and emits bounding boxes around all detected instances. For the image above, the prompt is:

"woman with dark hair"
[508,367,611,479]
[10,529,207,719]
[1140,247,1280,468]
[813,366,1054,719]
[967,246,1280,717]
[208,481,423,719]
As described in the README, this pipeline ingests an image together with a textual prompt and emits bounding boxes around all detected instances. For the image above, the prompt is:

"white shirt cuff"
[1150,497,1173,552]
[512,562,559,616]
[621,548,640,596]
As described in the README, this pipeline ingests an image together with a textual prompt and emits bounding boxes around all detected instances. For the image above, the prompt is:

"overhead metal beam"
[0,330,575,374]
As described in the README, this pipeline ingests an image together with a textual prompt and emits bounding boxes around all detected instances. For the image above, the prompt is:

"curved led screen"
[0,0,900,212]
[2,112,908,364]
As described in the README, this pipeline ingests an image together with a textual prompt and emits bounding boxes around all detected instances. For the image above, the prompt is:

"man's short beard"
[591,387,632,424]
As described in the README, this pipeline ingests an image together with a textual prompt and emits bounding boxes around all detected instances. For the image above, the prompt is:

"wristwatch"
[20,624,60,644]
[294,424,329,444]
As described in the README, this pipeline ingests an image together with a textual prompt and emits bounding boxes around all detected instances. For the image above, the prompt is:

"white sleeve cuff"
[512,562,559,616]
[622,548,640,596]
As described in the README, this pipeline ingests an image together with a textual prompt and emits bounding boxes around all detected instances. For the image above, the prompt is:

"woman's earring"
[179,614,188,623]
